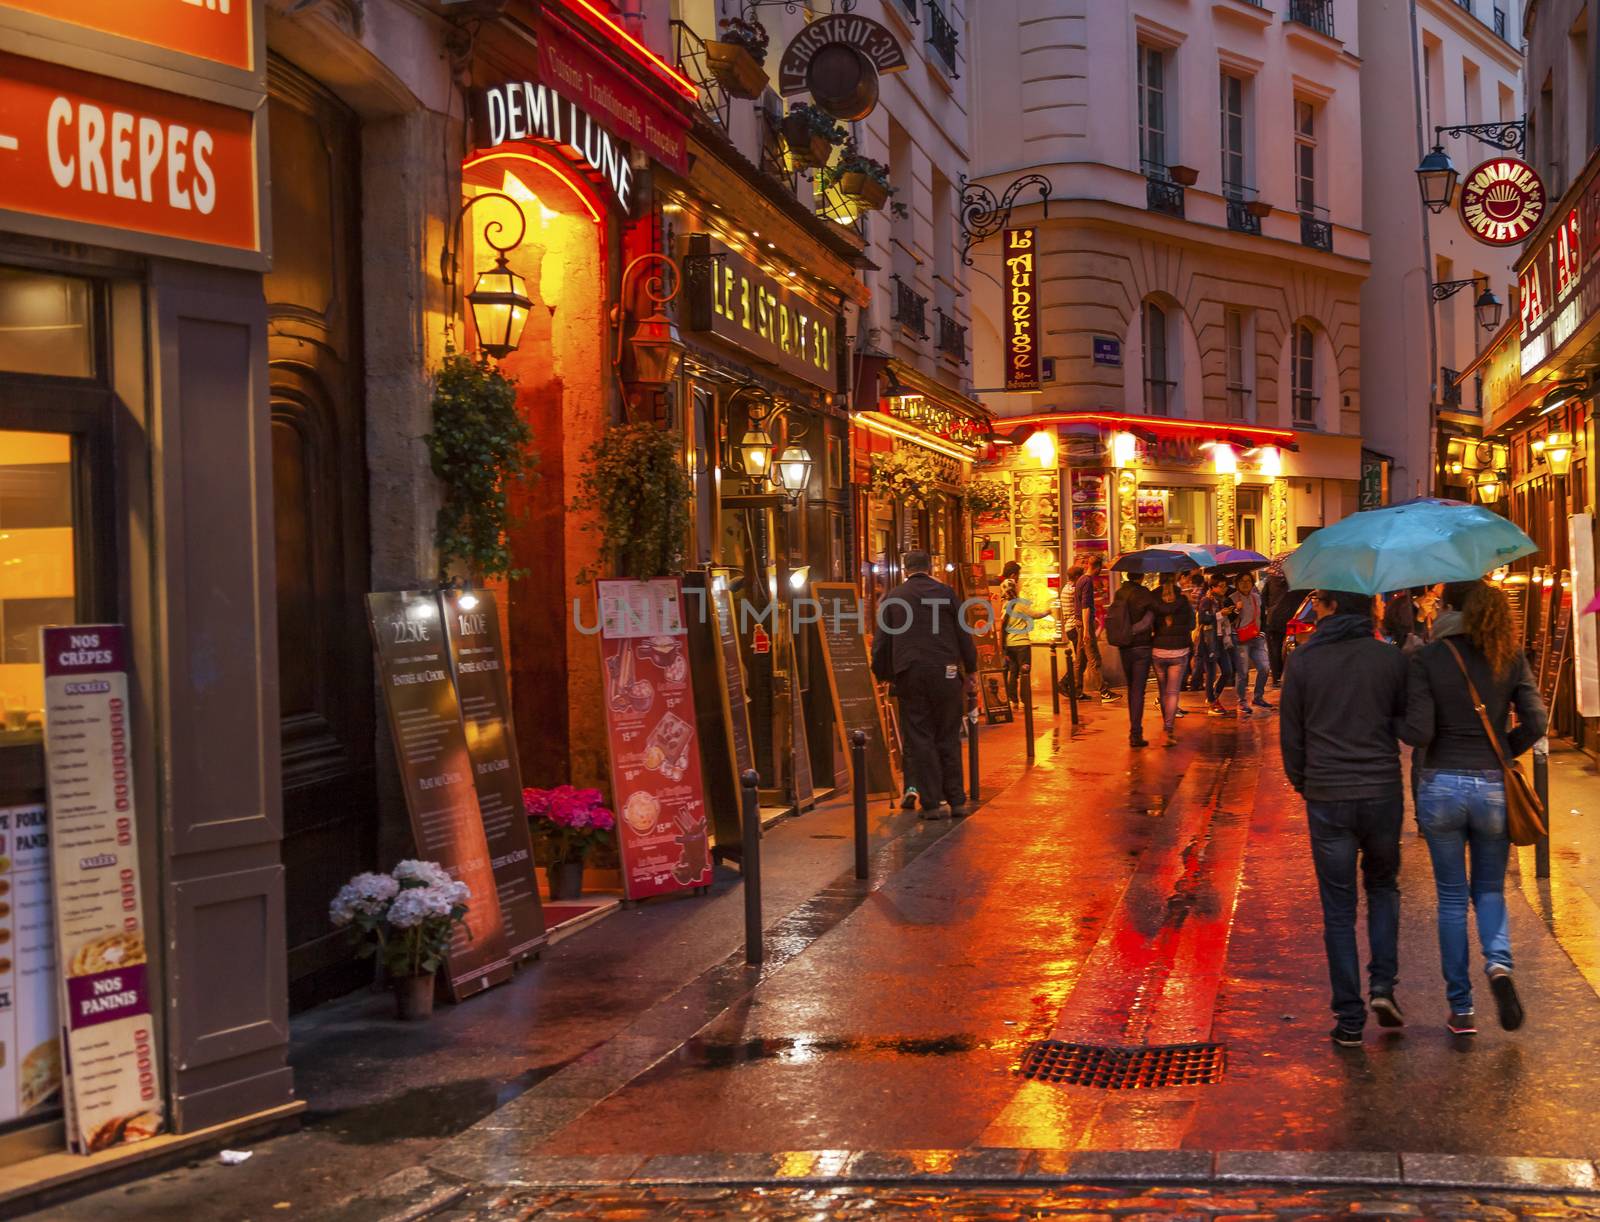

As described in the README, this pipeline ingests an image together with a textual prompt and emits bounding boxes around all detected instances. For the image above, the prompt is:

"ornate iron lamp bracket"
[739,0,855,20]
[1433,119,1526,155]
[958,173,1054,266]
[1430,276,1485,303]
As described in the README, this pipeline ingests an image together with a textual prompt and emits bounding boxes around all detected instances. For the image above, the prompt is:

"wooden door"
[265,62,375,1008]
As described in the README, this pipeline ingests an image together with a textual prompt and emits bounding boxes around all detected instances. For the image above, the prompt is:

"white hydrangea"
[328,872,399,926]
[387,882,466,929]
[392,859,453,888]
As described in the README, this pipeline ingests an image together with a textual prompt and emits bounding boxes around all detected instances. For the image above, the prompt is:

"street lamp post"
[1413,119,1527,214]
[1430,276,1503,331]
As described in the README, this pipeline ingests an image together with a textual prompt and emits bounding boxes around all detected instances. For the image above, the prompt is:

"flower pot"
[705,41,768,100]
[1244,199,1273,219]
[394,972,436,1021]
[547,861,586,901]
[782,115,833,170]
[837,170,889,211]
[1167,164,1200,186]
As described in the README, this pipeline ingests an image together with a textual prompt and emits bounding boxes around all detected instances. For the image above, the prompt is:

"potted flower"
[869,448,943,509]
[1167,164,1200,187]
[818,141,893,212]
[1244,199,1273,219]
[706,17,770,99]
[963,476,1011,517]
[328,860,471,1020]
[525,786,616,899]
[782,103,846,171]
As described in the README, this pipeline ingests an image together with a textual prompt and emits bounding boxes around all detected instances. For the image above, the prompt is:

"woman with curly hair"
[1401,579,1546,1036]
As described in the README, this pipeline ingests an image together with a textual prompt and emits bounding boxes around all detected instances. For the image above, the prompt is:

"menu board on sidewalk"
[0,803,59,1126]
[1541,588,1573,708]
[367,592,511,999]
[810,583,898,797]
[440,590,544,961]
[596,579,714,901]
[1504,581,1529,651]
[39,626,162,1154]
[683,570,754,858]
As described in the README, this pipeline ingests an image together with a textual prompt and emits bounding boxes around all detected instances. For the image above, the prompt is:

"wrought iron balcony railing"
[1493,6,1508,39]
[1224,182,1262,235]
[1143,162,1185,218]
[1287,0,1336,38]
[891,275,929,339]
[936,309,968,363]
[1300,211,1333,252]
[670,20,730,129]
[895,0,920,22]
[926,1,960,77]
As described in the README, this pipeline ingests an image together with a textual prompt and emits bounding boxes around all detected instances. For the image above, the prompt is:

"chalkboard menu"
[965,597,1012,724]
[1504,582,1529,652]
[786,629,816,813]
[1532,580,1556,686]
[683,570,754,858]
[441,590,544,961]
[810,582,897,796]
[1541,588,1573,708]
[368,592,511,999]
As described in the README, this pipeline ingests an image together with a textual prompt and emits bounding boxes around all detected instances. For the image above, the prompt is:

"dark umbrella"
[1111,548,1202,574]
[1205,546,1270,576]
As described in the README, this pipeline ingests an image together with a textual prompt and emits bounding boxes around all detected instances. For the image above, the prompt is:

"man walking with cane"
[872,550,978,818]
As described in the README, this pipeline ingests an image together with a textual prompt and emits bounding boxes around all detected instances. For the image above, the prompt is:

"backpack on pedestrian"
[1104,597,1137,648]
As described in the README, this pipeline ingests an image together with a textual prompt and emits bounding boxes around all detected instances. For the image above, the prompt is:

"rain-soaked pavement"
[30,678,1600,1220]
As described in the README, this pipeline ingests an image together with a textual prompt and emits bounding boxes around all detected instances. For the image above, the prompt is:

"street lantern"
[1474,286,1504,331]
[1475,467,1504,504]
[467,254,534,360]
[624,301,685,386]
[775,444,815,495]
[1545,430,1574,476]
[739,424,774,476]
[1415,145,1459,214]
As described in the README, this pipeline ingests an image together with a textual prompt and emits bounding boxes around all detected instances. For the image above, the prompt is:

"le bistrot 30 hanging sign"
[1460,157,1547,246]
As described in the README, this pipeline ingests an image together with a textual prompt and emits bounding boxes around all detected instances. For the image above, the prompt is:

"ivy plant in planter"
[869,448,942,510]
[818,141,894,212]
[782,103,846,171]
[576,423,691,580]
[706,17,770,100]
[425,351,536,583]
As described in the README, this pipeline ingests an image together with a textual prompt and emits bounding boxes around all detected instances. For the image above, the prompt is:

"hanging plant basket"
[837,170,890,211]
[706,40,769,100]
[781,114,833,170]
[869,449,943,510]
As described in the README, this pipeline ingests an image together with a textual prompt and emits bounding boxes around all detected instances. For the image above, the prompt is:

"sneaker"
[1175,707,1189,718]
[918,804,949,821]
[1253,699,1275,710]
[1489,967,1524,1031]
[1240,706,1253,719]
[900,788,920,811]
[1100,690,1118,703]
[949,804,969,818]
[1370,994,1405,1028]
[1207,702,1227,717]
[1130,736,1149,749]
[1447,1011,1478,1035]
[1330,1024,1364,1047]
[1165,731,1178,747]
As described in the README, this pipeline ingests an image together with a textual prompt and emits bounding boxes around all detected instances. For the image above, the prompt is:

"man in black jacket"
[871,551,979,818]
[1279,588,1410,1047]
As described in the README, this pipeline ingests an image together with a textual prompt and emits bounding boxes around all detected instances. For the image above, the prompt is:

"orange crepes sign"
[0,52,258,253]
[1004,226,1041,392]
[1,0,253,72]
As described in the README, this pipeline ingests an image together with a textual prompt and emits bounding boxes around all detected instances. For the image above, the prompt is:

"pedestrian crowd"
[875,549,1547,1051]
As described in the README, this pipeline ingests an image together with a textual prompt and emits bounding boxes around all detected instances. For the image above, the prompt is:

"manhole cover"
[1017,1040,1226,1089]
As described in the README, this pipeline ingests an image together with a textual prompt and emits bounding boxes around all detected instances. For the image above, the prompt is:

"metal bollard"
[968,704,980,803]
[1534,739,1550,880]
[1022,661,1036,763]
[1049,646,1061,716]
[740,768,763,964]
[851,730,869,881]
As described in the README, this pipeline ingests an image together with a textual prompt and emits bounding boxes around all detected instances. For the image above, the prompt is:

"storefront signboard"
[39,625,162,1154]
[684,234,840,392]
[1003,227,1040,392]
[777,13,908,96]
[882,395,984,446]
[477,79,636,213]
[0,51,259,257]
[535,7,691,176]
[0,803,59,1126]
[596,579,714,901]
[809,583,898,797]
[367,592,512,1000]
[1459,158,1546,246]
[0,0,254,72]
[1359,450,1389,511]
[440,590,544,961]
[1519,158,1600,376]
[1571,515,1600,717]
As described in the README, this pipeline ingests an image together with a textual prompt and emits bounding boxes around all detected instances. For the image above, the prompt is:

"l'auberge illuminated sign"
[1004,227,1041,393]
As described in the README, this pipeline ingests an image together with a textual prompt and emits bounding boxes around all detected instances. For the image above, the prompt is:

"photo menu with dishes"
[596,579,713,901]
[1011,467,1061,635]
[0,802,59,1128]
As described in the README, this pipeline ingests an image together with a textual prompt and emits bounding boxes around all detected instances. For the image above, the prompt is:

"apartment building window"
[1225,308,1252,422]
[1294,100,1317,212]
[1462,59,1481,124]
[1139,44,1169,174]
[1539,76,1559,195]
[1291,322,1318,428]
[1144,300,1174,416]
[1220,72,1248,194]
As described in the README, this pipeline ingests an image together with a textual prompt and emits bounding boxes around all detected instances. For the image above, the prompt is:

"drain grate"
[1017,1040,1226,1089]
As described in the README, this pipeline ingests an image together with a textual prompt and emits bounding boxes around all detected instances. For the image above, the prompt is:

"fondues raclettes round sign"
[1459,157,1547,246]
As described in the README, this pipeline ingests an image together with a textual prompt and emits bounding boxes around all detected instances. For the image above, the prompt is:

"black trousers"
[1267,629,1288,683]
[1003,644,1029,702]
[896,664,967,809]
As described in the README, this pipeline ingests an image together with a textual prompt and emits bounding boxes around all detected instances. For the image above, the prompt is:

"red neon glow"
[566,0,700,103]
[1000,411,1297,443]
[463,151,604,224]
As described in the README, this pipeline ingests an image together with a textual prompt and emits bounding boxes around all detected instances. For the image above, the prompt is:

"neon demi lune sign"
[479,81,634,214]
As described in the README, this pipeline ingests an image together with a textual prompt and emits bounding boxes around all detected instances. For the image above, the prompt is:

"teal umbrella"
[1283,500,1536,595]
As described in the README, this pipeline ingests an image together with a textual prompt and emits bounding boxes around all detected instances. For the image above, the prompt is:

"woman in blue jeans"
[1401,579,1546,1035]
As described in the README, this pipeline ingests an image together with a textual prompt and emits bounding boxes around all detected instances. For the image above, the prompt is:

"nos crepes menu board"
[367,593,511,999]
[39,626,162,1154]
[596,579,714,901]
[440,590,544,960]
[0,803,61,1127]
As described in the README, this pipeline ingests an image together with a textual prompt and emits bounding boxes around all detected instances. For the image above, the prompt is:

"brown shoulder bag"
[1440,640,1547,847]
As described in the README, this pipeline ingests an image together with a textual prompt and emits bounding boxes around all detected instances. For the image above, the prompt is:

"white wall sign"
[1570,514,1599,717]
[477,80,634,213]
[0,803,59,1126]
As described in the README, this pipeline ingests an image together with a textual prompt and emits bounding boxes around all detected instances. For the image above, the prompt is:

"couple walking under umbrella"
[1278,502,1546,1044]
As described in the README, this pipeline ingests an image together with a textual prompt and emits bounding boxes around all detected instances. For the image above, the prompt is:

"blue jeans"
[1203,631,1234,702]
[1153,651,1188,732]
[1306,794,1404,1027]
[1417,769,1513,1014]
[1236,635,1270,704]
[1119,645,1152,741]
